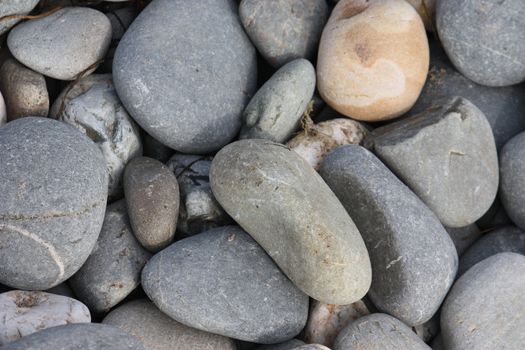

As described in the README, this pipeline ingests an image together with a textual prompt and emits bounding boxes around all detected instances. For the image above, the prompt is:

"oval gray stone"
[113,0,257,153]
[500,131,525,229]
[365,96,499,228]
[103,299,236,350]
[142,226,308,343]
[70,201,151,313]
[7,7,111,80]
[0,117,108,290]
[441,253,525,350]
[210,139,372,304]
[320,145,457,326]
[0,0,40,35]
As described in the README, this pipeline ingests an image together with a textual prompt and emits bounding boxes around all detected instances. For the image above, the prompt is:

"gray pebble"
[255,339,305,350]
[366,96,498,228]
[124,157,179,252]
[320,145,457,326]
[441,253,525,350]
[142,226,309,343]
[103,299,236,350]
[239,0,328,67]
[445,224,481,256]
[70,201,151,313]
[500,131,525,229]
[7,7,111,80]
[240,59,315,143]
[0,117,108,290]
[114,0,257,154]
[0,0,39,35]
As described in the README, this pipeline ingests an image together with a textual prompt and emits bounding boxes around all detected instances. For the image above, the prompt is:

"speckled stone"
[0,1,40,35]
[0,117,108,290]
[500,131,525,230]
[445,224,481,256]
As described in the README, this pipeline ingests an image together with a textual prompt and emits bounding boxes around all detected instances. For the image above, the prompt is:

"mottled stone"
[320,145,457,326]
[366,97,498,228]
[445,224,481,256]
[0,117,108,290]
[114,0,257,153]
[255,339,305,350]
[441,253,525,350]
[500,132,525,229]
[103,299,236,350]
[0,0,40,35]
[142,226,308,343]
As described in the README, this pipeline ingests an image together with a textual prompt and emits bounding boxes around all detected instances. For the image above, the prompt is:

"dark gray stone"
[333,313,431,350]
[239,0,328,67]
[500,131,525,229]
[70,201,151,313]
[142,132,174,163]
[320,145,457,326]
[1,323,147,350]
[292,346,330,350]
[0,117,108,290]
[441,253,525,350]
[124,157,179,252]
[210,139,372,304]
[103,299,236,350]
[476,195,512,231]
[431,334,444,350]
[114,0,257,154]
[255,339,305,350]
[366,97,498,228]
[445,224,481,256]
[0,1,40,35]
[142,226,308,343]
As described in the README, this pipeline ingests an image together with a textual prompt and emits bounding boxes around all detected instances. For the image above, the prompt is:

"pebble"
[445,224,481,256]
[7,7,112,80]
[440,253,525,349]
[113,0,257,154]
[124,157,179,252]
[320,145,457,326]
[103,299,236,350]
[366,96,499,228]
[436,0,525,87]
[317,0,429,121]
[0,117,108,290]
[255,339,306,350]
[0,1,40,35]
[0,58,49,121]
[142,226,308,343]
[333,313,431,350]
[500,131,525,229]
[69,200,152,313]
[240,59,316,143]
[210,139,372,304]
[0,290,90,345]
[239,0,328,67]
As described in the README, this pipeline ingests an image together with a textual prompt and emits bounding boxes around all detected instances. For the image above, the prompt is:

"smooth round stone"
[317,0,429,121]
[321,145,457,326]
[51,74,142,200]
[255,340,305,350]
[0,290,90,345]
[0,0,39,35]
[0,117,108,290]
[103,299,236,350]
[239,0,328,67]
[500,132,525,229]
[445,224,481,256]
[210,139,372,304]
[240,59,315,143]
[124,157,179,252]
[70,201,152,313]
[458,226,525,277]
[0,91,6,126]
[333,313,431,350]
[114,0,257,154]
[0,58,48,121]
[441,253,525,350]
[1,323,147,350]
[7,7,111,80]
[436,0,525,87]
[142,226,308,343]
[366,97,499,228]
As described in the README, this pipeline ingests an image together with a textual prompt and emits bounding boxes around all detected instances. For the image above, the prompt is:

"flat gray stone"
[7,7,111,80]
[441,253,525,350]
[0,0,40,35]
[239,0,328,67]
[0,117,108,290]
[500,131,525,229]
[256,339,305,350]
[436,0,525,87]
[210,139,372,304]
[124,157,179,252]
[366,97,498,228]
[320,145,457,326]
[70,201,151,313]
[113,0,257,153]
[103,299,236,350]
[240,59,315,143]
[333,313,431,350]
[445,224,481,256]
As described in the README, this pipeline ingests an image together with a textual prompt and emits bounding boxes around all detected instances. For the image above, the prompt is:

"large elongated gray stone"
[500,131,525,229]
[320,145,457,326]
[114,0,257,153]
[210,139,371,304]
[142,226,308,343]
